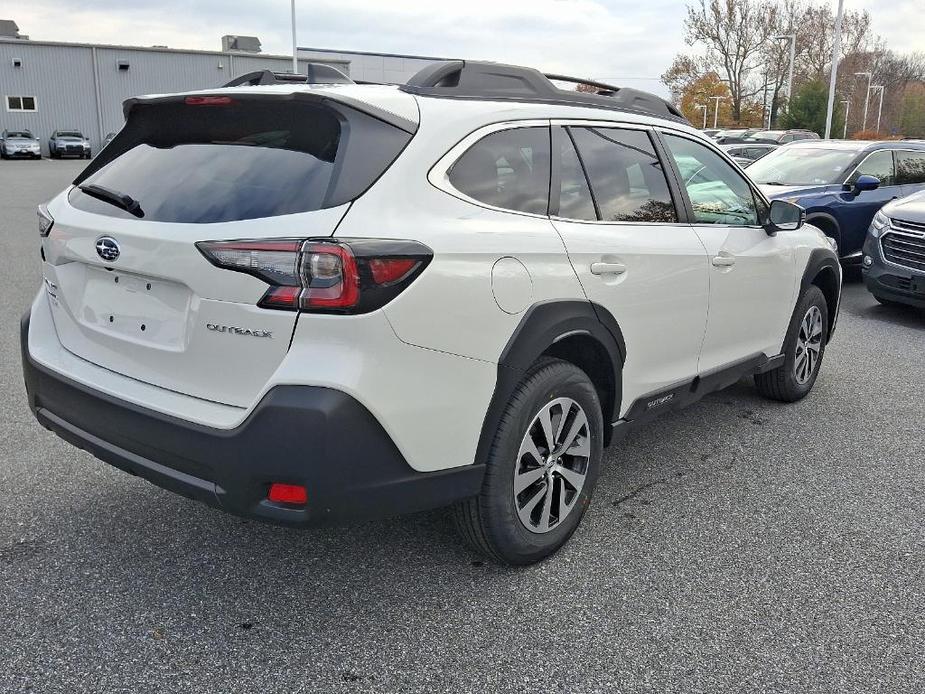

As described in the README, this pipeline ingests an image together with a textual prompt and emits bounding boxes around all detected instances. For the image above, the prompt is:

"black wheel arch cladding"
[474,300,625,466]
[799,246,841,343]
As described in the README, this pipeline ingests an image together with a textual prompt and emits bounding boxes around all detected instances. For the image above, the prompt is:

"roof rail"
[401,60,686,123]
[223,64,353,88]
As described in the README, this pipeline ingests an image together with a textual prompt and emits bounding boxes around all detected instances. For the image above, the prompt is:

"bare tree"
[798,5,872,81]
[661,54,705,103]
[683,0,778,121]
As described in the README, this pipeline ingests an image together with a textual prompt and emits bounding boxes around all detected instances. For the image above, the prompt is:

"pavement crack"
[611,478,671,507]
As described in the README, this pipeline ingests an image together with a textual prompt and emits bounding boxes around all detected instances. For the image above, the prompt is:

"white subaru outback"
[21,62,841,565]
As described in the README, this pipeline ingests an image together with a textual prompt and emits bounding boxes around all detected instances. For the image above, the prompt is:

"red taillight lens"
[267,483,307,505]
[369,258,418,285]
[196,238,431,314]
[185,96,235,106]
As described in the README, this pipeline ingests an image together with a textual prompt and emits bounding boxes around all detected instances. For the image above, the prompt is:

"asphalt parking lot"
[1,159,923,694]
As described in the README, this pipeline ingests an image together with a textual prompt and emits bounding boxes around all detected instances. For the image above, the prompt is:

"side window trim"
[655,128,768,228]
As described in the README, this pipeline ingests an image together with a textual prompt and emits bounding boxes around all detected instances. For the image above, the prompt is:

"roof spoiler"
[401,60,686,123]
[222,64,353,88]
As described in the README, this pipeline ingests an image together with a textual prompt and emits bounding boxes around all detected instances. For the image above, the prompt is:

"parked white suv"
[21,62,841,565]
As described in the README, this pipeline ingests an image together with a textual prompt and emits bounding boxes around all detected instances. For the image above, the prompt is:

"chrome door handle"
[711,255,736,268]
[590,262,626,276]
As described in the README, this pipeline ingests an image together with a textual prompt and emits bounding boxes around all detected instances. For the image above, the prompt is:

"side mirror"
[847,174,881,195]
[767,199,805,232]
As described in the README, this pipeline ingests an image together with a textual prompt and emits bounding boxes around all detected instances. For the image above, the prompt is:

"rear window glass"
[70,98,411,223]
[448,127,550,215]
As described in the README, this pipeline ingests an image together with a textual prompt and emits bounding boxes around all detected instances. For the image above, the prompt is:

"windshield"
[7,131,33,139]
[746,147,859,185]
[57,132,84,138]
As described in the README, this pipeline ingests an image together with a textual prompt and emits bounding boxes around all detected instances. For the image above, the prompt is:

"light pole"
[290,0,298,74]
[709,95,724,128]
[696,104,707,129]
[824,0,845,139]
[841,99,850,138]
[855,71,872,131]
[871,85,884,133]
[775,34,796,109]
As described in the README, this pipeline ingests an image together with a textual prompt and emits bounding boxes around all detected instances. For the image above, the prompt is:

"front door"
[659,132,796,373]
[548,124,709,415]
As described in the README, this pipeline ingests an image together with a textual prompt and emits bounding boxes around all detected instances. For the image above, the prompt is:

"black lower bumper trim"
[21,312,484,525]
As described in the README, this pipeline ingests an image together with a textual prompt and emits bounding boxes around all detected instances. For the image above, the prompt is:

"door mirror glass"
[768,199,804,231]
[852,174,881,194]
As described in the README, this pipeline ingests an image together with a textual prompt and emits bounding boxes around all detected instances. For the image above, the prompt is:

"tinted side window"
[568,127,677,223]
[896,151,925,185]
[555,130,596,221]
[448,127,550,215]
[849,150,895,186]
[662,133,760,226]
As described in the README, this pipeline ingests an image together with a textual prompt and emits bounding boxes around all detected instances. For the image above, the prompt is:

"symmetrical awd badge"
[96,236,120,262]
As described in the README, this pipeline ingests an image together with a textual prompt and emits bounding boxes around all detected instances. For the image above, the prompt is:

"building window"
[6,96,37,112]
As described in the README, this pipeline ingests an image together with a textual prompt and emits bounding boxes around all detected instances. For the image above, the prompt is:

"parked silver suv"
[49,130,91,159]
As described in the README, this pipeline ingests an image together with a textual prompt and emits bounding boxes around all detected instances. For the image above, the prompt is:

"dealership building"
[0,21,447,154]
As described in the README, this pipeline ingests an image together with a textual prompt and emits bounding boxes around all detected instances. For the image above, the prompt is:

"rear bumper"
[21,312,484,526]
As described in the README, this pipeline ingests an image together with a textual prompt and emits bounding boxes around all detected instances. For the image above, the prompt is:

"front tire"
[755,285,828,402]
[454,358,603,565]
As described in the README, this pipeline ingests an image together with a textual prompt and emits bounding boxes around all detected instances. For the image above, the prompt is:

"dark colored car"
[862,190,925,308]
[748,140,925,262]
[1,129,41,159]
[745,129,820,145]
[49,130,91,159]
[721,142,778,166]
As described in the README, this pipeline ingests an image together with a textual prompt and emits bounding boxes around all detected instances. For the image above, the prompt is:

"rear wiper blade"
[78,183,144,218]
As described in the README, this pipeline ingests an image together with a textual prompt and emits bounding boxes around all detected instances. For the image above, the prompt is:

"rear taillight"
[196,238,432,314]
[38,204,54,237]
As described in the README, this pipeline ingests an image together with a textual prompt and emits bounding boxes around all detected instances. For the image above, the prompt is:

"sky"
[6,0,924,99]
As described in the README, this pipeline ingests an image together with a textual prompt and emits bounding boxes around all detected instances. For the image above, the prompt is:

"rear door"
[42,93,414,407]
[548,123,709,413]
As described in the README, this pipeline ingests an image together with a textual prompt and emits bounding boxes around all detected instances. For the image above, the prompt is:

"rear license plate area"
[80,266,192,349]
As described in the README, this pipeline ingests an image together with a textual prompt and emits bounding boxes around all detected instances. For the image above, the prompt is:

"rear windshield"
[70,97,412,223]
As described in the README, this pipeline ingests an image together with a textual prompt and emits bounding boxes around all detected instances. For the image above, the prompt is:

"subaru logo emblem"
[96,236,120,262]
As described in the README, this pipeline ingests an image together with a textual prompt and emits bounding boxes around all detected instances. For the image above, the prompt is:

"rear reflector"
[268,483,307,505]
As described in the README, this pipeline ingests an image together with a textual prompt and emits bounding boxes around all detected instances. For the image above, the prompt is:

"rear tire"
[755,285,828,403]
[454,358,603,565]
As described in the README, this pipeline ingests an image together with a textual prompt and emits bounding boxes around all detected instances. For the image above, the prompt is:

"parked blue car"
[747,140,925,262]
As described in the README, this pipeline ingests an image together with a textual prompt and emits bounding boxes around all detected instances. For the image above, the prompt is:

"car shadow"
[861,302,925,330]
